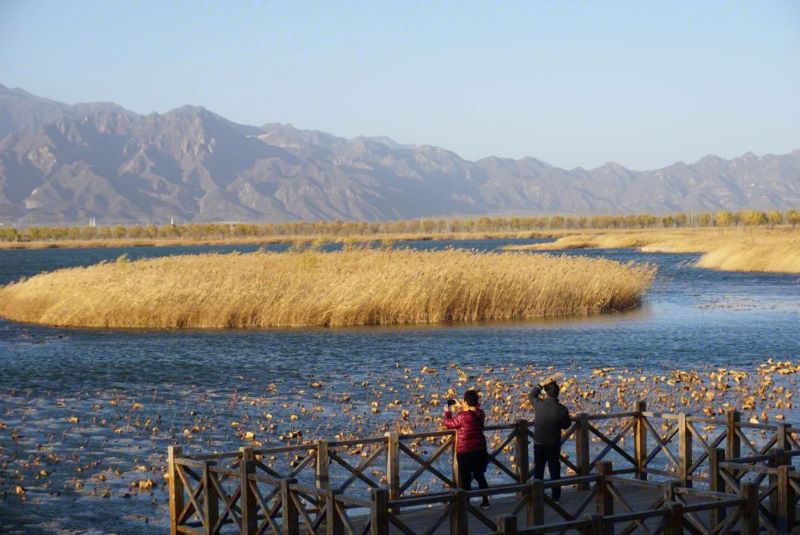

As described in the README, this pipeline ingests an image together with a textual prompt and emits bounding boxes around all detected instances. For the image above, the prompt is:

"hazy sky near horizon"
[1,1,798,170]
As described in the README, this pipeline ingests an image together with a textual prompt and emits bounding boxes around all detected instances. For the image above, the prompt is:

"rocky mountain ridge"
[1,83,798,224]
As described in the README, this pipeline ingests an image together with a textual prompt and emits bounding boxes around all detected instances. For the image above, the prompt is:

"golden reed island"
[0,249,654,329]
[506,227,800,274]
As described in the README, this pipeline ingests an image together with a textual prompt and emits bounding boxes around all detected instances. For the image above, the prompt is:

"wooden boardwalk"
[168,407,800,534]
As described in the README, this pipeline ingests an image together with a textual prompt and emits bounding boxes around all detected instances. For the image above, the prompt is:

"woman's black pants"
[456,450,489,494]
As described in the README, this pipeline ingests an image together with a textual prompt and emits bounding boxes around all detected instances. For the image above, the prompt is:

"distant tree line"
[2,209,800,243]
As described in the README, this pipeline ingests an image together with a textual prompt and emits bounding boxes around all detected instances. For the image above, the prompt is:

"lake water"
[0,239,798,533]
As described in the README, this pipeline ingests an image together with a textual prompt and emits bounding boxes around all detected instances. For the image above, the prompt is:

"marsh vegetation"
[506,227,800,273]
[0,248,655,329]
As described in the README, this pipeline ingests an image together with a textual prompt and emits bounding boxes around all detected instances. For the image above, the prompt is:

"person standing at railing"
[529,381,572,502]
[444,389,491,509]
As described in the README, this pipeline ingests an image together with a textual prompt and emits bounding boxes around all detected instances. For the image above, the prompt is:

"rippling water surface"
[0,239,798,533]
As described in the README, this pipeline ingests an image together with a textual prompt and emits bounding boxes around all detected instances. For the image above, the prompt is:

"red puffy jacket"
[444,407,487,453]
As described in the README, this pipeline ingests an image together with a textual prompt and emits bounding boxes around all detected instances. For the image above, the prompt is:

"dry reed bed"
[507,228,800,273]
[0,249,655,328]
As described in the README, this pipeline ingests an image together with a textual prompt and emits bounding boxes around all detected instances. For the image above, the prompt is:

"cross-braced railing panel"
[330,493,372,535]
[253,445,318,487]
[382,490,459,535]
[244,472,286,535]
[208,465,245,534]
[605,477,668,535]
[715,452,799,535]
[585,412,639,473]
[286,483,328,534]
[670,486,750,535]
[173,457,209,532]
[326,437,387,496]
[396,431,457,495]
[640,413,682,479]
[736,422,780,457]
[484,424,521,485]
[685,416,728,484]
[603,508,671,535]
[541,476,601,523]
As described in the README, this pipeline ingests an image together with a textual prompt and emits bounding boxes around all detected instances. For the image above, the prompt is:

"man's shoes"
[479,500,491,509]
[551,494,561,503]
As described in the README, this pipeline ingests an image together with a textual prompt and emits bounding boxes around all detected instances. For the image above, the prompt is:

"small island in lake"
[0,248,655,329]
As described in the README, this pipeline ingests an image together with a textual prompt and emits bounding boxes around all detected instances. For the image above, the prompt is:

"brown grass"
[506,227,800,273]
[0,249,655,329]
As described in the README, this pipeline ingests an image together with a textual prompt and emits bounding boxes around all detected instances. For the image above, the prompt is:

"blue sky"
[1,0,798,169]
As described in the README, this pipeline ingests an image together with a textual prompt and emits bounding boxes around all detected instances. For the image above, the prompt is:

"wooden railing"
[707,447,800,534]
[167,404,800,534]
[496,477,760,535]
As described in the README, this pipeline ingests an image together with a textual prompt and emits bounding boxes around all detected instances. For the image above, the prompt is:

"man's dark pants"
[533,443,562,500]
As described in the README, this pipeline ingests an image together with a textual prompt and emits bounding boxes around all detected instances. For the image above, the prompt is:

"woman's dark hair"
[463,389,480,407]
[543,382,560,398]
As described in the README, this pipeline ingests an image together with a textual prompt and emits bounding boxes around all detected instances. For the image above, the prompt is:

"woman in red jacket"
[444,389,490,508]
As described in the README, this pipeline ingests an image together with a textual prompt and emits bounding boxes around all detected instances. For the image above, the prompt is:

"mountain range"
[1,83,798,225]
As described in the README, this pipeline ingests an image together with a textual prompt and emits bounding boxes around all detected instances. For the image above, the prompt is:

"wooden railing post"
[369,488,389,535]
[776,464,796,533]
[385,432,400,501]
[777,423,790,451]
[664,501,684,535]
[497,514,517,535]
[595,461,613,535]
[515,419,530,483]
[634,401,647,480]
[575,413,590,490]
[317,439,330,491]
[708,448,725,527]
[326,489,343,535]
[240,447,257,535]
[586,513,603,535]
[317,439,331,516]
[450,489,468,535]
[726,411,741,459]
[708,448,724,492]
[741,482,759,535]
[168,445,184,535]
[662,479,679,504]
[678,413,692,487]
[281,478,299,535]
[530,479,545,526]
[768,448,780,519]
[202,461,219,535]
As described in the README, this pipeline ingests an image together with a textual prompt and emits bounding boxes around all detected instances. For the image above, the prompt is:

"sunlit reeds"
[506,228,800,273]
[0,249,655,328]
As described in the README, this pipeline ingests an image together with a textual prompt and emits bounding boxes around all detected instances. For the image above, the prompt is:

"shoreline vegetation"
[0,249,655,329]
[505,227,800,274]
[0,230,545,250]
[2,208,798,250]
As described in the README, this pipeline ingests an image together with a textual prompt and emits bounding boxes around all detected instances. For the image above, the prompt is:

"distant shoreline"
[0,230,552,250]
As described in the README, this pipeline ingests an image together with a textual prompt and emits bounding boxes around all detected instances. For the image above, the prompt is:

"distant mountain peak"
[0,83,798,225]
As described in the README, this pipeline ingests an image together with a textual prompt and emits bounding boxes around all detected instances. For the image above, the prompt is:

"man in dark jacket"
[529,381,572,501]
